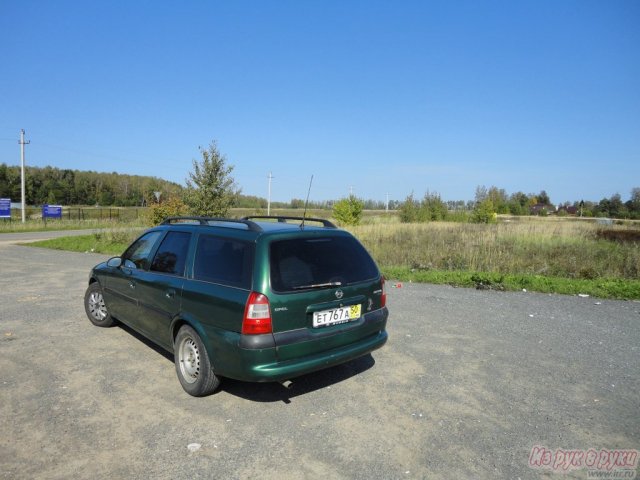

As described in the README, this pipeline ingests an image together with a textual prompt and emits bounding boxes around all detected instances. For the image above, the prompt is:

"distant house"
[556,205,578,215]
[530,203,555,215]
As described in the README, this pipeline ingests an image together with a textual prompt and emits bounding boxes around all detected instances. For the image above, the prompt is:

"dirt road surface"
[1,241,638,479]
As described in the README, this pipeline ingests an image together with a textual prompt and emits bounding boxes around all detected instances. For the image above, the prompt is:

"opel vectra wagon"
[84,216,389,396]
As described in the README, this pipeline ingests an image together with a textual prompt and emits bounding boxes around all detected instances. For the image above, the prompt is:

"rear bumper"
[236,329,388,383]
[210,307,388,382]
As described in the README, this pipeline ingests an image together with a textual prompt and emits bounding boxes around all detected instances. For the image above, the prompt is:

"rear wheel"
[84,282,114,327]
[174,325,220,396]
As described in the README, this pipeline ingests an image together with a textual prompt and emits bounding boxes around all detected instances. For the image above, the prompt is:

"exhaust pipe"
[280,379,293,389]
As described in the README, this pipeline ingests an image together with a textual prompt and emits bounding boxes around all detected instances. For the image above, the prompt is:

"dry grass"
[348,220,640,280]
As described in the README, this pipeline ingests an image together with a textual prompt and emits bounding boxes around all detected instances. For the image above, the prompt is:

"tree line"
[399,186,640,222]
[1,161,638,220]
[0,163,183,207]
[0,161,393,211]
[469,185,640,219]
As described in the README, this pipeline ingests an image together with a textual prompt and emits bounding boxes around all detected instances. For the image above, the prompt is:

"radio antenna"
[301,174,314,229]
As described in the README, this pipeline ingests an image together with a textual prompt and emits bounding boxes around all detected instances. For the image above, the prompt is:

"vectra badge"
[335,289,344,299]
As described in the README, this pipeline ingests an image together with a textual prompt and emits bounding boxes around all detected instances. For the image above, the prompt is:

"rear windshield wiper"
[292,281,342,290]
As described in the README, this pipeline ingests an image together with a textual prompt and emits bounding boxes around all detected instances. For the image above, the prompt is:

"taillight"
[242,292,272,335]
[381,276,387,308]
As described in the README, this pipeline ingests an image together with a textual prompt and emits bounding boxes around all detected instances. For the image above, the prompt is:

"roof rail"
[241,215,337,229]
[161,216,263,232]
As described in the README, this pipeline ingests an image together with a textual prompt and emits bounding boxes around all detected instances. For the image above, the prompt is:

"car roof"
[157,216,342,238]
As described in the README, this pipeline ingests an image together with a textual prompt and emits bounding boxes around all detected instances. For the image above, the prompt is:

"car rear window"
[270,236,379,292]
[193,235,254,289]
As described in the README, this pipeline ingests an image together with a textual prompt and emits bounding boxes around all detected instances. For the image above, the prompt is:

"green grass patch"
[26,229,141,255]
[381,267,640,300]
[0,218,145,234]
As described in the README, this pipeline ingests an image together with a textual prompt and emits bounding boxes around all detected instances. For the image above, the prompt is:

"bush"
[146,196,189,226]
[422,192,448,221]
[399,193,421,223]
[399,192,448,223]
[471,200,497,224]
[333,195,364,226]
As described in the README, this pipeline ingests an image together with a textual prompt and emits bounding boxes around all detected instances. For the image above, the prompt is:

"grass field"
[345,219,640,299]
[349,220,639,279]
[20,210,640,299]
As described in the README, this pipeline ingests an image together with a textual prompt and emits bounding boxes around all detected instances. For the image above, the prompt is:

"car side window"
[122,231,163,270]
[150,231,191,276]
[193,235,253,289]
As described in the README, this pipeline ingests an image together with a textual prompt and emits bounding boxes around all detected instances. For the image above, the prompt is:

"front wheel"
[174,325,220,396]
[84,282,114,327]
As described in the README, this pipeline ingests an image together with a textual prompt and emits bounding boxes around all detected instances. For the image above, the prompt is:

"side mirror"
[106,257,123,268]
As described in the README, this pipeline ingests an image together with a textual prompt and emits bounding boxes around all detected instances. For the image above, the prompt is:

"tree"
[486,186,508,214]
[398,191,448,223]
[608,193,626,218]
[399,193,421,223]
[631,188,640,209]
[184,142,240,217]
[627,188,640,219]
[421,191,448,221]
[508,191,529,215]
[333,195,364,226]
[475,185,488,203]
[537,190,551,205]
[471,199,497,224]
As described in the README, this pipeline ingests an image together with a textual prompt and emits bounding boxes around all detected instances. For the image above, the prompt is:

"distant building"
[556,205,578,215]
[530,203,555,215]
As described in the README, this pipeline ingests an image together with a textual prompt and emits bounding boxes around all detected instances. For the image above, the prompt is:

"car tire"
[174,325,220,397]
[84,282,115,327]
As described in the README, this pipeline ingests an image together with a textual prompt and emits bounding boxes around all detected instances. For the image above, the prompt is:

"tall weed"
[348,221,640,280]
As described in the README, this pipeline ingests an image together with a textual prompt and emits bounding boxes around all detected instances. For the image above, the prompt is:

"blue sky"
[1,1,638,204]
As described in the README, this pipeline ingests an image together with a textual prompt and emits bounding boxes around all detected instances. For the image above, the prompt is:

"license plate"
[313,304,361,328]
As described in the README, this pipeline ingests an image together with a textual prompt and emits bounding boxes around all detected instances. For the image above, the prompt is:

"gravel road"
[0,241,638,479]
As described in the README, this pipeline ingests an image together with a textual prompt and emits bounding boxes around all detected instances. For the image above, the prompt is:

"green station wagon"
[84,216,389,396]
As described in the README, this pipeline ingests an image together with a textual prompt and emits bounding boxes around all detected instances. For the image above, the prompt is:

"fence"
[4,207,145,223]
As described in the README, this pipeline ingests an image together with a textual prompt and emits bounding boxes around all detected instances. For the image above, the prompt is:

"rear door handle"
[128,281,136,289]
[166,289,176,299]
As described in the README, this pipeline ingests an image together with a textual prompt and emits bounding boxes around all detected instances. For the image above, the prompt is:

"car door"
[134,231,192,350]
[103,230,164,323]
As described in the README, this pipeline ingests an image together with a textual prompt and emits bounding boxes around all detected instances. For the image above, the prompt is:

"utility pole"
[386,193,389,212]
[267,172,274,216]
[19,129,30,223]
[349,185,354,196]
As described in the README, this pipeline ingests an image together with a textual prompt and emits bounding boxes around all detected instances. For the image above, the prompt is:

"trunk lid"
[264,233,385,359]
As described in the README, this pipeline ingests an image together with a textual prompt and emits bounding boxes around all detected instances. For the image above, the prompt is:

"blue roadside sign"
[0,198,10,218]
[43,204,63,219]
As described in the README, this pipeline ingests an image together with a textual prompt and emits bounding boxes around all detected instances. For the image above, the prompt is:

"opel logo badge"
[335,289,344,300]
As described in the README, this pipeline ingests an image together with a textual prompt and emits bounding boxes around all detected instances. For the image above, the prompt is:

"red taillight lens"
[381,276,387,308]
[242,292,272,335]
